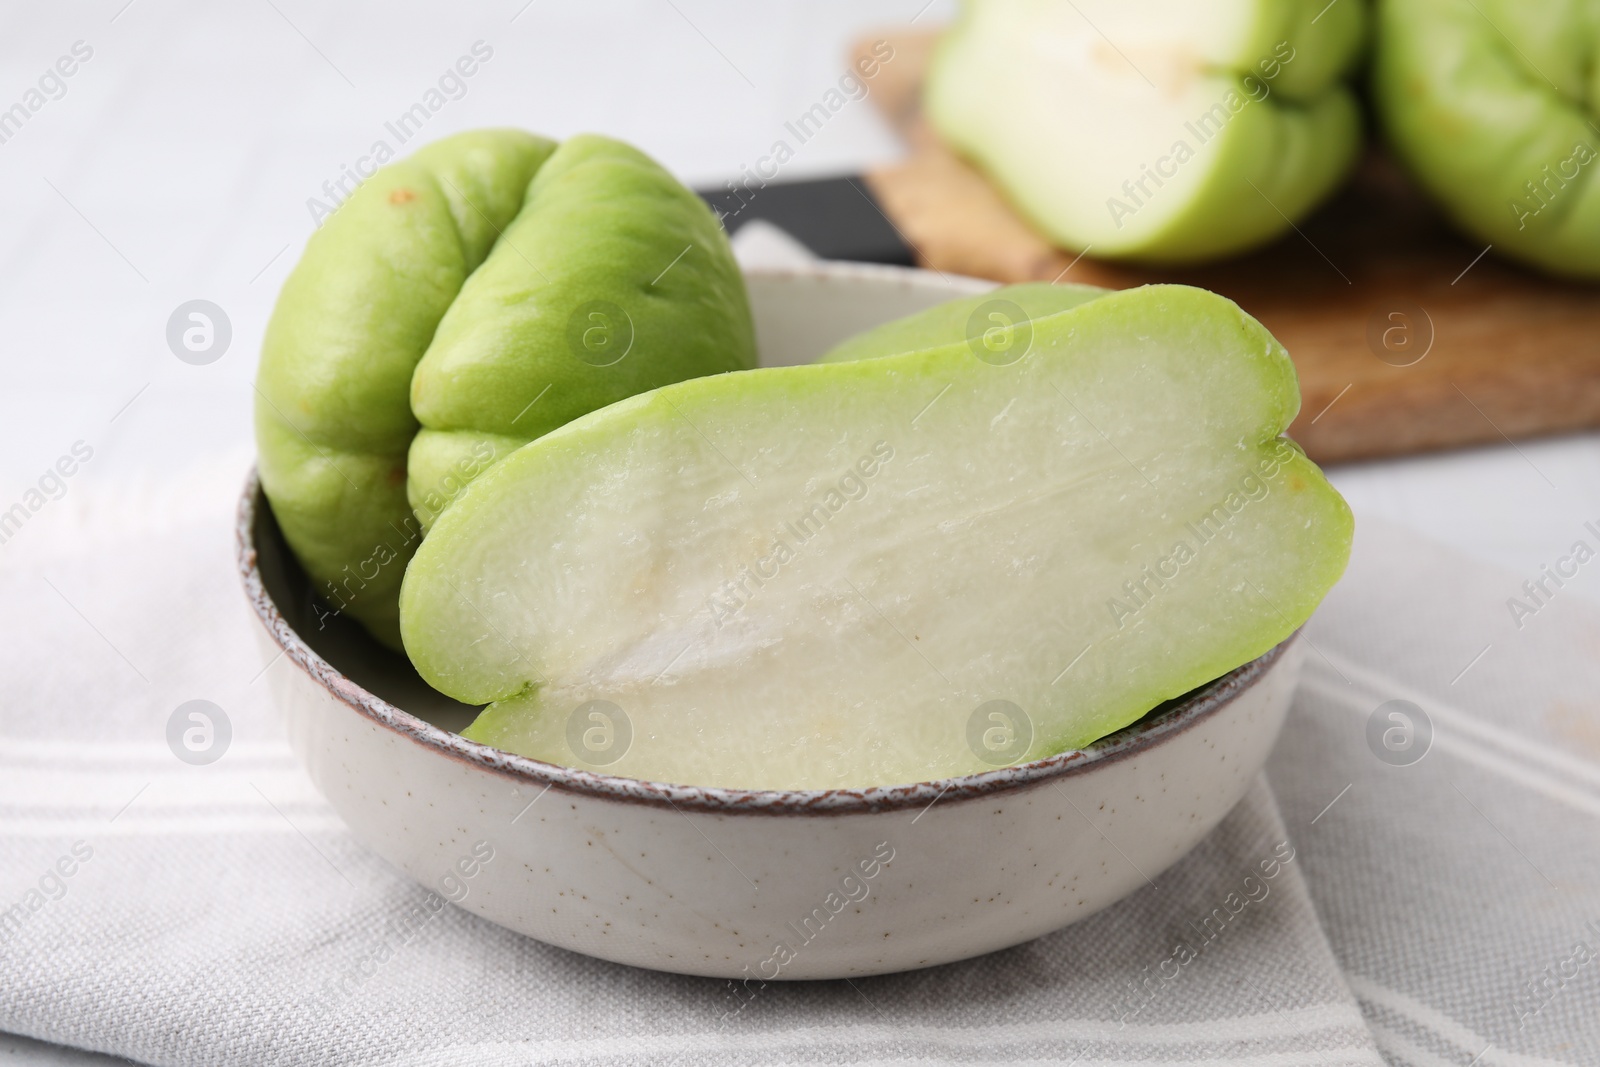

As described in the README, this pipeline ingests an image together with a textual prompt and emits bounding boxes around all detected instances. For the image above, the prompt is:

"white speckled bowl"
[239,262,1305,980]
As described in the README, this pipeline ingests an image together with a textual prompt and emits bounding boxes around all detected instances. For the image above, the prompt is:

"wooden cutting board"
[852,32,1600,464]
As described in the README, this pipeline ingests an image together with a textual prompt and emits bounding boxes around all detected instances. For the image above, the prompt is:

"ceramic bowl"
[238,261,1305,980]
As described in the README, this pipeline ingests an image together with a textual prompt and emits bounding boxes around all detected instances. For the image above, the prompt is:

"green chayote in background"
[1372,0,1600,279]
[256,130,756,649]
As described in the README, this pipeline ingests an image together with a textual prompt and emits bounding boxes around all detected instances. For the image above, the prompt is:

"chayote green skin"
[256,130,756,649]
[408,135,757,529]
[1372,0,1600,279]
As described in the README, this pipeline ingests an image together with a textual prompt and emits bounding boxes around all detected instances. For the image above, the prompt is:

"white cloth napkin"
[0,231,1595,1066]
[1268,518,1600,1066]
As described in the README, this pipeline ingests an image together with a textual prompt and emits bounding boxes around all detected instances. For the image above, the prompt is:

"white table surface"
[2,2,1597,1063]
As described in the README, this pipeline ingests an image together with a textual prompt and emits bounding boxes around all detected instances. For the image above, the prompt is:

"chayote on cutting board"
[925,0,1368,264]
[1372,0,1600,279]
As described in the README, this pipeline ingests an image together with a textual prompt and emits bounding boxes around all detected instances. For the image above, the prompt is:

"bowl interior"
[250,497,481,734]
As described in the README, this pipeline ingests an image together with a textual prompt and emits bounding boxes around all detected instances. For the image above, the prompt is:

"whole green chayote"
[255,130,756,649]
[1372,0,1600,279]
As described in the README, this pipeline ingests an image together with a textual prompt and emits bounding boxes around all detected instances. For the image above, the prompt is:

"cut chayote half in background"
[255,130,756,648]
[926,0,1368,264]
[401,283,1352,790]
[1372,0,1600,279]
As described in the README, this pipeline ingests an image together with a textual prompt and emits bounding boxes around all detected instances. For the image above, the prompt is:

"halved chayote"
[926,0,1367,264]
[255,130,755,648]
